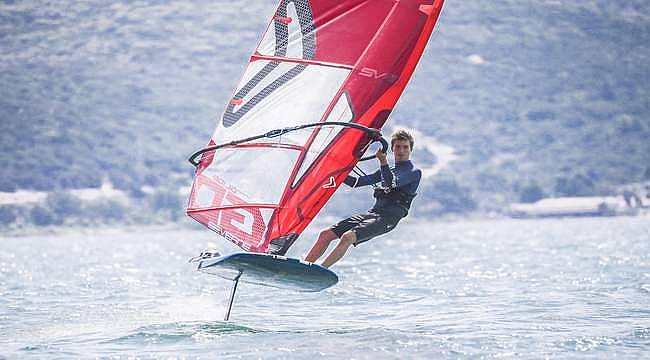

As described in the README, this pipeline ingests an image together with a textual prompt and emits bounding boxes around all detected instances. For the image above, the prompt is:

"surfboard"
[194,252,338,292]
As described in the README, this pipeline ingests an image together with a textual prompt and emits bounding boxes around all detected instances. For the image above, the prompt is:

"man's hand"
[376,149,388,165]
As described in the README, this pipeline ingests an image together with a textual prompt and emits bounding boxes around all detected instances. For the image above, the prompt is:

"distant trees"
[57,170,102,189]
[554,174,595,197]
[519,183,546,203]
[417,177,477,216]
[46,192,82,218]
[109,171,148,199]
[83,199,126,222]
[0,188,187,227]
[149,188,184,220]
[0,192,127,227]
[0,164,102,192]
[0,206,17,225]
[23,192,84,226]
[24,193,84,226]
[0,178,17,192]
[526,111,554,122]
[616,116,644,134]
[18,175,56,192]
[29,206,62,226]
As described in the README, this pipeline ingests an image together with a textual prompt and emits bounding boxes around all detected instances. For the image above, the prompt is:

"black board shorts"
[330,212,401,246]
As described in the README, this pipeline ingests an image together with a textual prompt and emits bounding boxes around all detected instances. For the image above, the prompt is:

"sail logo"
[358,67,396,81]
[191,174,265,246]
[322,176,336,189]
[323,176,336,189]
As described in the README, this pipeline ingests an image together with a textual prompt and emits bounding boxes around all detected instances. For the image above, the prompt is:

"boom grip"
[188,122,387,167]
[359,135,389,162]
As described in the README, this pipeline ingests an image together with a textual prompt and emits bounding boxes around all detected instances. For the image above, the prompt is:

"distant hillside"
[418,0,650,211]
[1,0,649,217]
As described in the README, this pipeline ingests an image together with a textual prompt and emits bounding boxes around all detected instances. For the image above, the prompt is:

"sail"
[187,0,445,255]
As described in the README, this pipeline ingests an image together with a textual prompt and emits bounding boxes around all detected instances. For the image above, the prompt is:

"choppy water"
[1,216,650,359]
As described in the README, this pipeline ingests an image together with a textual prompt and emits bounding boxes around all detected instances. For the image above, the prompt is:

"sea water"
[1,216,649,359]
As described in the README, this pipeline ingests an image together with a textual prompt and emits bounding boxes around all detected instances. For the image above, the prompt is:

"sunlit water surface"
[2,216,650,359]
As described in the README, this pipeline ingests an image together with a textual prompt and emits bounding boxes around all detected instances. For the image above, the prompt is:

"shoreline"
[4,211,646,239]
[0,221,195,238]
[0,214,482,238]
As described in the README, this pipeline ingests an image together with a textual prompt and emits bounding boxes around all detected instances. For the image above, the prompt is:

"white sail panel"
[228,60,296,113]
[214,62,350,146]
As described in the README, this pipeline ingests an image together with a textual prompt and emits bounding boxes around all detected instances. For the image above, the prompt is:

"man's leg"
[321,230,357,268]
[304,229,338,263]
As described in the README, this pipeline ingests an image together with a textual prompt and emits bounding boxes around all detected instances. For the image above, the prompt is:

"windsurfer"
[304,129,422,268]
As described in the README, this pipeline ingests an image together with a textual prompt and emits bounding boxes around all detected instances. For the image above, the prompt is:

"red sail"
[187,0,445,254]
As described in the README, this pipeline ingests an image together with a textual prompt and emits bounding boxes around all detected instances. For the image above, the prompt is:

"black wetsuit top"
[344,160,422,218]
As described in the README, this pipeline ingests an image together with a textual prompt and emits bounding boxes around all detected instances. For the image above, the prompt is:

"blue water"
[1,216,650,359]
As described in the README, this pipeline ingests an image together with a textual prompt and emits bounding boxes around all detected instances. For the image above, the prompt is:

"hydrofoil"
[190,251,338,320]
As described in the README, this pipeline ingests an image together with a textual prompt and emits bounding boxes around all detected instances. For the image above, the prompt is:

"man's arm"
[343,149,390,188]
[344,170,381,188]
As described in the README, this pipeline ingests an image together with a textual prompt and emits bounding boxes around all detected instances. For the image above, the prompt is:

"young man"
[304,129,422,268]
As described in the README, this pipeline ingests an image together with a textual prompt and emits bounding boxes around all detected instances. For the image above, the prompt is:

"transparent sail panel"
[200,147,300,205]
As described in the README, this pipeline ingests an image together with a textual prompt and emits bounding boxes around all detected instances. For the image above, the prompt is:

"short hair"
[390,129,414,150]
